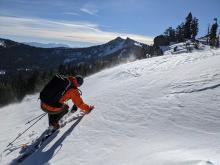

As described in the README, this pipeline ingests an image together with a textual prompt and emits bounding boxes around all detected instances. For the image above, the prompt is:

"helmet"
[75,75,84,86]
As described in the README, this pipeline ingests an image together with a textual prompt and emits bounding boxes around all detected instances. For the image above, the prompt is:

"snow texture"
[0,40,6,47]
[0,46,220,165]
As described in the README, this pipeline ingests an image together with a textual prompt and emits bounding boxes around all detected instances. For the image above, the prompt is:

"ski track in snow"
[0,47,220,165]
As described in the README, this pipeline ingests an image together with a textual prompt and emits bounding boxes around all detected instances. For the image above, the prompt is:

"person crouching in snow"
[40,75,94,129]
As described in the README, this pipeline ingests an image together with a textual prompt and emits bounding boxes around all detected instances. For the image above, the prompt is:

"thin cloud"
[80,3,98,16]
[63,12,79,16]
[0,16,153,45]
[80,8,97,16]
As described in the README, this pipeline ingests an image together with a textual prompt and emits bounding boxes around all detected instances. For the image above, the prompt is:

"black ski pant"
[41,104,78,125]
[48,104,69,125]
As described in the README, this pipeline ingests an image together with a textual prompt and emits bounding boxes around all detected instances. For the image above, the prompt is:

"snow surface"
[1,47,220,165]
[0,40,6,47]
[162,41,206,55]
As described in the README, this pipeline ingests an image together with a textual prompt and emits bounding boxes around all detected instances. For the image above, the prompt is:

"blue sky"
[0,0,219,47]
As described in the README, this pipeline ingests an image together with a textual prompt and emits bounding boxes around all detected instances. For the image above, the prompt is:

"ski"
[14,113,84,163]
[16,128,58,163]
[60,112,84,127]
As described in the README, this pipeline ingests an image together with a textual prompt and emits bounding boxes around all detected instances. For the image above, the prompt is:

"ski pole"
[7,113,47,147]
[25,113,47,125]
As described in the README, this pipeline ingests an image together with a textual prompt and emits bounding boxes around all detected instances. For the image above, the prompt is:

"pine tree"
[26,71,40,93]
[216,33,220,48]
[209,18,218,47]
[207,24,210,44]
[184,12,193,39]
[164,27,176,43]
[176,23,185,42]
[191,17,199,40]
[183,12,199,41]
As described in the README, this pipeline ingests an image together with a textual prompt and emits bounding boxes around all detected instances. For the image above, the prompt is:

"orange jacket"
[41,76,90,113]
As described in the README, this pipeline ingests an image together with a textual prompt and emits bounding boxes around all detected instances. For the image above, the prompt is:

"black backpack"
[39,74,73,107]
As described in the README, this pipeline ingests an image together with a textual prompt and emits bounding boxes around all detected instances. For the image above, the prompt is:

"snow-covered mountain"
[23,42,70,48]
[0,37,154,75]
[0,47,220,165]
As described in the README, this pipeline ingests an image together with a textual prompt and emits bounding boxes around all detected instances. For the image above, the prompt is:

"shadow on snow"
[10,117,83,165]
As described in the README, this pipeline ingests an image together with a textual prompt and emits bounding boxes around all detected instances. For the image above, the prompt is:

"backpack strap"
[62,78,72,96]
[77,88,82,96]
[66,76,83,96]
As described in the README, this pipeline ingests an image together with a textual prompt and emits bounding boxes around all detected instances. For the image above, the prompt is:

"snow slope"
[0,47,220,165]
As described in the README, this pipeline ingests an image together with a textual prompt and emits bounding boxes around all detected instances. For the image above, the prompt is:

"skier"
[40,75,94,129]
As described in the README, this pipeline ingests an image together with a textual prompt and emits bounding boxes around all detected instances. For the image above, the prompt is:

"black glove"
[70,105,78,113]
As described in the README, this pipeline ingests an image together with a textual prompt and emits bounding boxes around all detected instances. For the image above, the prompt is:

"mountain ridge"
[23,42,70,48]
[0,37,161,76]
